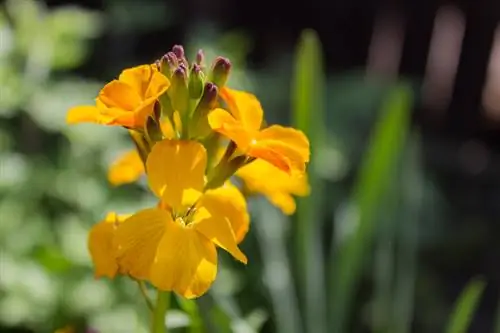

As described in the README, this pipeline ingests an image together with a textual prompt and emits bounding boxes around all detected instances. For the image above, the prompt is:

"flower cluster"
[67,45,310,298]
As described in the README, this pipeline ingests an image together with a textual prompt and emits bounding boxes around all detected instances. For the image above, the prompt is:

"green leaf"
[445,277,486,333]
[291,28,327,333]
[329,84,412,332]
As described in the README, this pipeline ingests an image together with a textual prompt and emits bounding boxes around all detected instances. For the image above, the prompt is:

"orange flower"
[66,65,170,129]
[208,88,310,174]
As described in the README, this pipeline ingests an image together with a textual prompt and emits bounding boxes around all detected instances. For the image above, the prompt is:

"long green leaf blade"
[445,277,486,333]
[291,29,327,333]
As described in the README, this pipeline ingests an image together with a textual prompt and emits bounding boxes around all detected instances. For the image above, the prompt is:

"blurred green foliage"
[0,0,496,332]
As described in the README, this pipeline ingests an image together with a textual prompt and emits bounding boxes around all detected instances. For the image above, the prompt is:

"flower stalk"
[152,291,171,333]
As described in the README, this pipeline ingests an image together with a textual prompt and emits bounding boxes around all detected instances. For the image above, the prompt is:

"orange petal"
[208,108,254,150]
[118,64,170,100]
[114,208,168,280]
[97,80,141,111]
[66,106,106,124]
[108,150,145,186]
[150,221,217,298]
[220,88,263,131]
[146,140,206,212]
[88,212,129,279]
[250,125,310,173]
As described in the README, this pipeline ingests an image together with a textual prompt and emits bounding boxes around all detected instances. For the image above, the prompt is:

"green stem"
[152,291,171,333]
[137,280,154,311]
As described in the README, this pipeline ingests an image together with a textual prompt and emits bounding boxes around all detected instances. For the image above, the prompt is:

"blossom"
[108,150,144,186]
[107,116,178,186]
[87,212,130,279]
[208,87,310,174]
[113,139,248,298]
[66,65,170,129]
[237,159,310,215]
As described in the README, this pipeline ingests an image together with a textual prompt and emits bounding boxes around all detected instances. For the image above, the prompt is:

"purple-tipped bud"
[172,45,185,59]
[211,57,231,88]
[200,82,218,109]
[189,63,205,98]
[196,49,205,66]
[160,52,178,77]
[173,65,187,81]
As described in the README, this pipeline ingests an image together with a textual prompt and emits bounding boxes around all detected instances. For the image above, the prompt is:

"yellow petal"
[66,106,108,124]
[258,125,310,163]
[194,190,248,263]
[251,125,310,173]
[237,159,310,215]
[150,221,217,298]
[98,80,141,111]
[208,108,254,150]
[220,87,263,131]
[118,64,170,100]
[114,208,168,280]
[203,183,249,243]
[88,212,129,279]
[108,150,145,186]
[146,140,206,212]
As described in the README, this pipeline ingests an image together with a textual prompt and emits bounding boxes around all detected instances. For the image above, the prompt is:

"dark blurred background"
[2,0,500,332]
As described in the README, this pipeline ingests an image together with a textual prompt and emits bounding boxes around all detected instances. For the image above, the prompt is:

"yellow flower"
[113,139,248,298]
[67,65,170,129]
[208,87,310,174]
[88,212,130,279]
[108,150,144,186]
[237,159,310,215]
[107,116,178,186]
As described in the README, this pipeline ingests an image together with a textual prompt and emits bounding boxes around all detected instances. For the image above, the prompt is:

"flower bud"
[145,115,163,143]
[168,66,189,115]
[189,64,205,99]
[211,57,231,88]
[172,45,185,59]
[196,49,204,66]
[160,52,178,77]
[189,83,218,139]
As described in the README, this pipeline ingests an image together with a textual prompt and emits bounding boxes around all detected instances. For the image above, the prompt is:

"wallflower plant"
[66,45,310,332]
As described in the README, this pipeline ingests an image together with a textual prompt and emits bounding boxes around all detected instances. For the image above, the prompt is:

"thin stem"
[137,280,154,311]
[152,291,171,333]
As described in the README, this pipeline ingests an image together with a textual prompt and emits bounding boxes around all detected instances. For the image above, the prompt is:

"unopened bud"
[145,116,163,143]
[199,82,218,110]
[168,66,189,115]
[160,52,178,77]
[196,49,204,66]
[189,64,205,99]
[211,57,231,88]
[189,83,219,139]
[172,45,185,59]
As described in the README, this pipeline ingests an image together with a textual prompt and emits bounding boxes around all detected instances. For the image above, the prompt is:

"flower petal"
[146,140,207,212]
[108,150,145,186]
[251,125,310,173]
[220,88,263,131]
[66,106,108,124]
[236,159,310,215]
[208,108,254,150]
[194,190,248,263]
[114,208,169,280]
[203,183,249,243]
[88,212,129,279]
[98,80,141,111]
[258,125,310,163]
[150,222,217,298]
[118,64,170,100]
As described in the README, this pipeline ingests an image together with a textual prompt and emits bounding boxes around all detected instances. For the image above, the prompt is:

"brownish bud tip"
[196,49,204,65]
[211,57,231,88]
[172,45,185,59]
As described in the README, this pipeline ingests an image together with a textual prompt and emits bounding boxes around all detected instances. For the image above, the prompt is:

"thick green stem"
[151,291,170,333]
